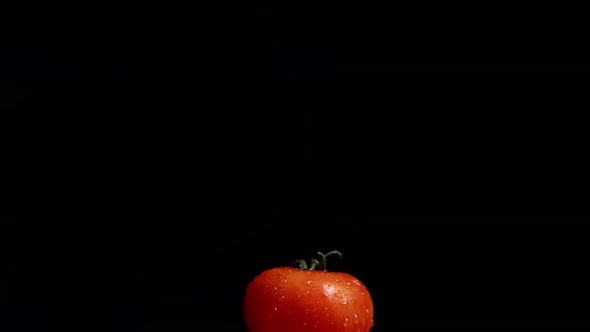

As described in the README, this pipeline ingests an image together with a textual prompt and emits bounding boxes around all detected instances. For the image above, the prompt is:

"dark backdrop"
[3,108,590,331]
[2,1,590,331]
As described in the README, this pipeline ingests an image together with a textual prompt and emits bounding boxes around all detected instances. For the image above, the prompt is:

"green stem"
[316,251,343,271]
[293,251,343,271]
[294,259,308,270]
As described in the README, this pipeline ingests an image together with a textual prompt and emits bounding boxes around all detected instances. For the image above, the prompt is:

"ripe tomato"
[244,251,374,332]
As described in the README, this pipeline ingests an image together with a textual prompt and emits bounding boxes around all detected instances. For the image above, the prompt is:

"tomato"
[244,251,374,332]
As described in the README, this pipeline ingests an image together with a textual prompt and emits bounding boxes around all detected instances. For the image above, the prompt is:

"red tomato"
[244,251,374,332]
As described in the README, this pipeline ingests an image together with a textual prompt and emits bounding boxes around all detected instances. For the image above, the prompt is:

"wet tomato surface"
[244,252,374,332]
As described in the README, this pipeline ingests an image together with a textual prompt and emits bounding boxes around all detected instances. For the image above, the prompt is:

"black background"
[2,1,590,332]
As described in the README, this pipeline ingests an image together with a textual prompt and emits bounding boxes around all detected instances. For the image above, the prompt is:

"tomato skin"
[244,267,374,332]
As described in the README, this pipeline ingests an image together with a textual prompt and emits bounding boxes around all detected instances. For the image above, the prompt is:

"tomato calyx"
[292,250,343,271]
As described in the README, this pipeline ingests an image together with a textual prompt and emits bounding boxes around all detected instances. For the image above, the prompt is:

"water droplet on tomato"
[274,286,278,290]
[301,322,307,329]
[333,292,348,304]
[282,278,288,283]
[306,290,310,295]
[361,291,365,296]
[305,308,309,314]
[343,318,349,327]
[314,321,319,329]
[307,280,314,285]
[353,313,359,324]
[323,292,329,297]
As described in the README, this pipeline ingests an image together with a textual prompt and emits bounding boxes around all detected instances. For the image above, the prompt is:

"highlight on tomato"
[244,251,374,332]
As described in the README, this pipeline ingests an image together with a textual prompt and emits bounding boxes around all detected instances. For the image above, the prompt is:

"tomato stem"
[310,259,320,270]
[294,259,308,269]
[317,251,343,271]
[293,251,343,271]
